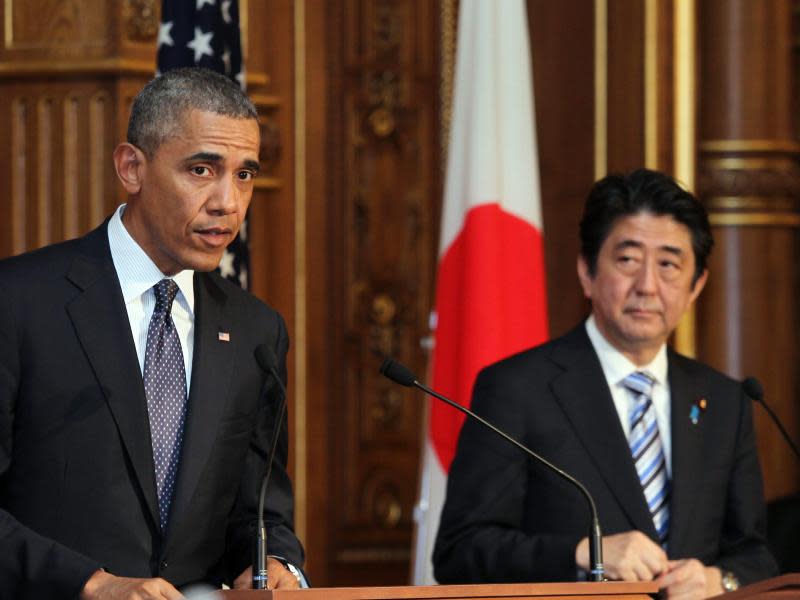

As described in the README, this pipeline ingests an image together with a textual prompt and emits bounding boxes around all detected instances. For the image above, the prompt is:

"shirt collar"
[585,315,668,387]
[107,204,195,314]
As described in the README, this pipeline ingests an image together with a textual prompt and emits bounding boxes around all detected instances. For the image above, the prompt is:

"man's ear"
[577,255,593,299]
[113,143,146,194]
[688,268,709,304]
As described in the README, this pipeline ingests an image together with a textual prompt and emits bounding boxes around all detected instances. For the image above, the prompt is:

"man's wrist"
[79,569,110,600]
[268,555,308,588]
[574,536,589,570]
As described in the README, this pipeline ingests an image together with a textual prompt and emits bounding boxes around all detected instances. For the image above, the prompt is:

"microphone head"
[742,376,764,402]
[254,344,278,374]
[379,358,417,387]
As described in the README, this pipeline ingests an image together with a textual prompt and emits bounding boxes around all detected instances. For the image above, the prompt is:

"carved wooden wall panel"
[0,1,155,258]
[321,0,440,586]
[1,83,117,256]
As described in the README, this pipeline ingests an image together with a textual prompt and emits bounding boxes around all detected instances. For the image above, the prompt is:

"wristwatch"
[269,555,308,587]
[721,570,740,592]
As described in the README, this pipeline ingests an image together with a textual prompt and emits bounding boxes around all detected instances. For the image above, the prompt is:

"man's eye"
[660,261,681,278]
[192,166,210,176]
[237,171,255,181]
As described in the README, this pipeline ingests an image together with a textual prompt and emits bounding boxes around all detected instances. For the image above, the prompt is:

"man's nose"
[634,260,658,293]
[207,176,239,214]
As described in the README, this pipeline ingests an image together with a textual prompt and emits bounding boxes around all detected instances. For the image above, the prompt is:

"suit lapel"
[666,352,704,556]
[549,327,658,539]
[65,227,160,529]
[167,273,235,542]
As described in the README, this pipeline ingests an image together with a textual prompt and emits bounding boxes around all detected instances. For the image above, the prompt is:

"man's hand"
[575,530,668,581]
[232,558,301,590]
[656,560,723,599]
[80,570,183,600]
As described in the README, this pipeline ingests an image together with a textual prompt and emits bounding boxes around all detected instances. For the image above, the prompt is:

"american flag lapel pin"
[218,331,231,343]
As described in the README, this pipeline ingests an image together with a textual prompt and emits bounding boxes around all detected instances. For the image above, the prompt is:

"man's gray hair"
[127,67,258,158]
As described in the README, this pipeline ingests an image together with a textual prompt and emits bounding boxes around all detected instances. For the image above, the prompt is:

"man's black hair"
[579,168,713,286]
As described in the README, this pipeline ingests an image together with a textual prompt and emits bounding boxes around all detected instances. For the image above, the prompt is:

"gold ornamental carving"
[362,471,405,529]
[368,106,396,138]
[373,489,402,528]
[366,294,406,430]
[373,2,401,57]
[369,293,398,358]
[697,167,800,202]
[698,143,800,227]
[371,386,402,429]
[125,0,159,42]
[258,117,282,173]
[366,70,400,138]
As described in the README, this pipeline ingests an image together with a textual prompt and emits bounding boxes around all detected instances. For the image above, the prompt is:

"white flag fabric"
[412,0,549,584]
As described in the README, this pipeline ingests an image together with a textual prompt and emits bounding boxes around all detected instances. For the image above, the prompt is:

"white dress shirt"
[107,204,196,391]
[107,205,308,587]
[584,315,672,475]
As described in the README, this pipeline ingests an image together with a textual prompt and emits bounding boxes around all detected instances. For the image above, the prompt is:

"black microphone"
[252,344,289,589]
[379,357,605,582]
[743,376,800,461]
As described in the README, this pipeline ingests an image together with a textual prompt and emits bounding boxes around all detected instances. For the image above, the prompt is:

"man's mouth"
[195,227,233,247]
[625,307,660,317]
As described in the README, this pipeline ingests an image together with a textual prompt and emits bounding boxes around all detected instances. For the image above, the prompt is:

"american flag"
[157,0,250,289]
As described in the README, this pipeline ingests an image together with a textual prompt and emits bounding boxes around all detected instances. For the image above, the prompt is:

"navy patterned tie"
[143,279,187,531]
[623,371,670,545]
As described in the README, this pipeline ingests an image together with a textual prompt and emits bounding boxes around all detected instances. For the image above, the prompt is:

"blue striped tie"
[623,371,670,545]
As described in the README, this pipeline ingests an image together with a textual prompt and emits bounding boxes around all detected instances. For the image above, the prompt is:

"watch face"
[722,571,740,591]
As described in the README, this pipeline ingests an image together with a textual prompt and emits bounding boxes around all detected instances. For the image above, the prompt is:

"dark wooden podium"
[216,581,657,599]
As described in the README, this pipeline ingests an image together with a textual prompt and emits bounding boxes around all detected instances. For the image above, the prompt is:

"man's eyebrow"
[659,244,684,256]
[613,239,684,256]
[613,239,644,251]
[243,159,261,173]
[183,153,261,174]
[184,151,223,163]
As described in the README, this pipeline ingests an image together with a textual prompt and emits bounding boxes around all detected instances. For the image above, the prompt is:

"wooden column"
[696,0,800,500]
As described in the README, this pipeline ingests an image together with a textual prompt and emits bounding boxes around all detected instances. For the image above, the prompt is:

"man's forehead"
[156,109,260,156]
[604,212,693,247]
[177,108,259,136]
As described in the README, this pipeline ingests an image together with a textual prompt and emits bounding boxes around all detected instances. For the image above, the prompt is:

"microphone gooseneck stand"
[252,345,289,589]
[379,357,605,582]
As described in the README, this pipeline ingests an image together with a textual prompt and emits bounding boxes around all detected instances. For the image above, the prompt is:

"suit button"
[160,560,168,571]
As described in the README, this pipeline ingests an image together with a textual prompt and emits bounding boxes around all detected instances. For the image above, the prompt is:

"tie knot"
[623,371,656,398]
[153,279,180,314]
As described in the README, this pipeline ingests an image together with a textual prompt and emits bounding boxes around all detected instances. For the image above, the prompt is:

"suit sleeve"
[433,366,584,583]
[0,283,101,597]
[713,387,778,584]
[224,313,305,583]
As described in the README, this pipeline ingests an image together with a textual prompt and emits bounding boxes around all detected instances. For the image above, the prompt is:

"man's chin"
[620,325,668,347]
[183,253,227,273]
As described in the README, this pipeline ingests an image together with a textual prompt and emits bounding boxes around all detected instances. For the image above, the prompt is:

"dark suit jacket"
[0,223,304,598]
[433,324,777,585]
